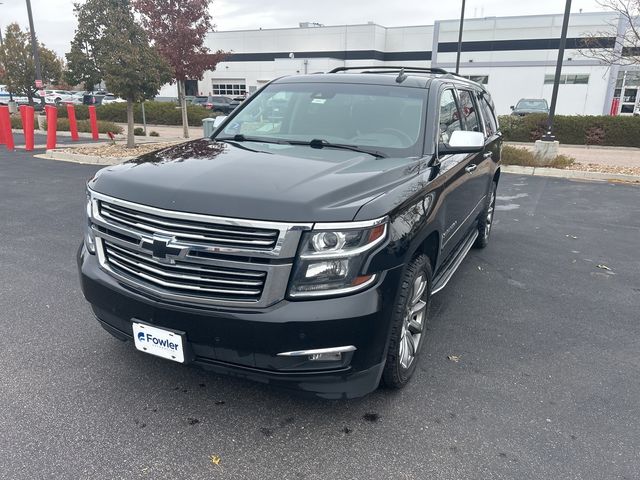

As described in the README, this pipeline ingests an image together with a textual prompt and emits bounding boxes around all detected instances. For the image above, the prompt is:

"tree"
[580,1,640,66]
[67,0,170,147]
[0,23,63,102]
[133,0,227,138]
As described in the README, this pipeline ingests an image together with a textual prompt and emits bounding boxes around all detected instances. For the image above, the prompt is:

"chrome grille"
[103,240,265,302]
[98,201,280,250]
[89,191,312,308]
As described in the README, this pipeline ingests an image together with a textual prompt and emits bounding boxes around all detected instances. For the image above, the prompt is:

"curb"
[502,165,640,183]
[35,150,132,165]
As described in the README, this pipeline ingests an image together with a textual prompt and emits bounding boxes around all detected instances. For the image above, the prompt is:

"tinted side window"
[439,89,462,144]
[457,89,481,133]
[478,95,498,136]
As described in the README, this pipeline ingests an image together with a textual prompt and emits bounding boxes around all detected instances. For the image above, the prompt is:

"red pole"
[20,105,35,151]
[88,105,99,140]
[67,104,80,141]
[0,106,15,151]
[45,105,58,150]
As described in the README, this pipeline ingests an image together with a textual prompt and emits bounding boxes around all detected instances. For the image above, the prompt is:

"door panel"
[436,87,481,260]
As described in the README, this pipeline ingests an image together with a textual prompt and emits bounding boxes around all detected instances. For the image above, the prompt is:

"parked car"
[78,66,502,398]
[510,98,549,116]
[44,89,75,105]
[82,93,105,105]
[191,95,235,113]
[101,94,126,105]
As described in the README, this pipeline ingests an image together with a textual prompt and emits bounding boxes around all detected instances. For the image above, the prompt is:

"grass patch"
[502,145,575,169]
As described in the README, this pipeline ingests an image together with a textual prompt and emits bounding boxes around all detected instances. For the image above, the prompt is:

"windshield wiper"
[217,134,291,145]
[290,139,387,158]
[217,135,387,158]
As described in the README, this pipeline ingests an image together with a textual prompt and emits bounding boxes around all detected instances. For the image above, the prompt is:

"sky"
[1,0,604,58]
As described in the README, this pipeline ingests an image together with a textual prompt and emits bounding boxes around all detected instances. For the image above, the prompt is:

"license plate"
[132,322,185,363]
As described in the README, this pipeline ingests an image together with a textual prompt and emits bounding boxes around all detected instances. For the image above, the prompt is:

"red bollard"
[67,104,80,141]
[20,105,35,151]
[88,105,99,140]
[45,105,58,150]
[0,105,15,151]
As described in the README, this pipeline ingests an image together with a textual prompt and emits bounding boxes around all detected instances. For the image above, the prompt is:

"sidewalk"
[506,142,640,168]
[114,122,203,141]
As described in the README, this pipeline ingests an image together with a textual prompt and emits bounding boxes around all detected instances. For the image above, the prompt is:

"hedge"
[499,114,640,147]
[42,118,123,134]
[11,115,40,130]
[56,101,220,126]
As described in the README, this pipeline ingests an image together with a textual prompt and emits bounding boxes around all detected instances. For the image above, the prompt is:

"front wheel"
[474,180,497,249]
[381,254,432,389]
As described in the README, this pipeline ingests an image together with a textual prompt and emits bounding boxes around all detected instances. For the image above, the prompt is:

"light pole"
[542,0,572,141]
[0,1,12,101]
[455,0,466,74]
[25,0,43,91]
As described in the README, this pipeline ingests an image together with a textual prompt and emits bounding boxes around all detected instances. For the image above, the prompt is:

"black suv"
[78,66,501,399]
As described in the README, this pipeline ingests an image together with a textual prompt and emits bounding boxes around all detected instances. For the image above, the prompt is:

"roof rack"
[329,65,449,75]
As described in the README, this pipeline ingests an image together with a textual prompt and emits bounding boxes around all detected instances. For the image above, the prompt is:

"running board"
[431,229,479,295]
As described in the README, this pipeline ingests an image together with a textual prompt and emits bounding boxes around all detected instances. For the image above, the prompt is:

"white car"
[101,94,126,105]
[44,90,75,105]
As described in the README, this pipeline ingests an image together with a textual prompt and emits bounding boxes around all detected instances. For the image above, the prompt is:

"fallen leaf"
[447,355,460,363]
[596,264,611,271]
[210,455,222,466]
[565,235,578,239]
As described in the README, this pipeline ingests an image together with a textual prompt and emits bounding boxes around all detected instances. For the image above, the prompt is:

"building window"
[544,74,589,85]
[460,75,489,85]
[212,81,246,96]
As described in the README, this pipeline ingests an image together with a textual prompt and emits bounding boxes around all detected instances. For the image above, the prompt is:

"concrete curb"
[502,165,640,183]
[505,141,640,152]
[35,150,132,165]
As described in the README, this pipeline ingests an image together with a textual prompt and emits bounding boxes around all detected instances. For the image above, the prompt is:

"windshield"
[217,82,427,157]
[516,99,548,110]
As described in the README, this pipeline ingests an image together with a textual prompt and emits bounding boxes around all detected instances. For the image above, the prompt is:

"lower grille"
[102,240,266,303]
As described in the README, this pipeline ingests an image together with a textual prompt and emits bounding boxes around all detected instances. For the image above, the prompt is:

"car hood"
[89,139,423,222]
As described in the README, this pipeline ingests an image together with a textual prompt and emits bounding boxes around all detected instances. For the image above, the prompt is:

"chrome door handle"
[465,164,477,173]
[483,152,493,159]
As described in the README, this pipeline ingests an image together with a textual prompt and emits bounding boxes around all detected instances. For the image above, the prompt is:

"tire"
[381,254,432,389]
[473,180,497,249]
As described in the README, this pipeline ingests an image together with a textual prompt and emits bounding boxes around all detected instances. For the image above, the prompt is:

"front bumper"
[78,245,401,399]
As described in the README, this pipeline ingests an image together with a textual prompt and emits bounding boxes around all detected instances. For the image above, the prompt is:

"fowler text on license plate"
[132,322,185,363]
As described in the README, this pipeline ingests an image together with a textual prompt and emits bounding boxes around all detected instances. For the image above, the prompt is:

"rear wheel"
[474,180,497,249]
[381,254,432,389]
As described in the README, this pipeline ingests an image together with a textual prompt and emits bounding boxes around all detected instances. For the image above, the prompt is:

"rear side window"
[478,94,498,136]
[439,89,462,144]
[457,89,481,133]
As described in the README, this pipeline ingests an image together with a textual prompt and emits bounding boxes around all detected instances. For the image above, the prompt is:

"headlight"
[84,190,96,254]
[288,219,387,297]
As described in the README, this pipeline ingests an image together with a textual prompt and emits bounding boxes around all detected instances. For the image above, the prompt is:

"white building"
[159,11,640,116]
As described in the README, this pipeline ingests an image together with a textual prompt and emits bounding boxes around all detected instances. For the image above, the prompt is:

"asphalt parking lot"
[1,150,639,480]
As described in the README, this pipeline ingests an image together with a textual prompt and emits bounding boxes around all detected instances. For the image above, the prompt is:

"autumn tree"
[0,23,63,102]
[580,1,640,66]
[67,0,170,147]
[133,0,227,138]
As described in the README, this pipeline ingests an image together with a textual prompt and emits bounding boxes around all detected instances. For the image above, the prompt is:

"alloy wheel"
[399,274,428,369]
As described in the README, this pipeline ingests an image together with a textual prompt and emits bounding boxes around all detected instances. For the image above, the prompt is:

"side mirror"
[440,130,484,154]
[213,115,227,128]
[510,105,515,110]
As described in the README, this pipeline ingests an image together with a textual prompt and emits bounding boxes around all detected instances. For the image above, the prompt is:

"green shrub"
[501,145,575,169]
[42,118,123,134]
[499,114,640,147]
[149,130,160,137]
[57,101,217,126]
[134,127,145,136]
[10,115,40,130]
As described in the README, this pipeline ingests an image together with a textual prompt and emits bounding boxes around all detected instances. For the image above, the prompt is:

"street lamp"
[542,0,572,141]
[25,0,43,90]
[455,0,466,74]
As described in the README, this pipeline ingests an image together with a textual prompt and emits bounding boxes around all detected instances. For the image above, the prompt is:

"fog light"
[309,352,342,361]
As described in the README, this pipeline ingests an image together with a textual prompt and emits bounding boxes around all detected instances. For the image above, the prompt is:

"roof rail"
[329,65,449,74]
